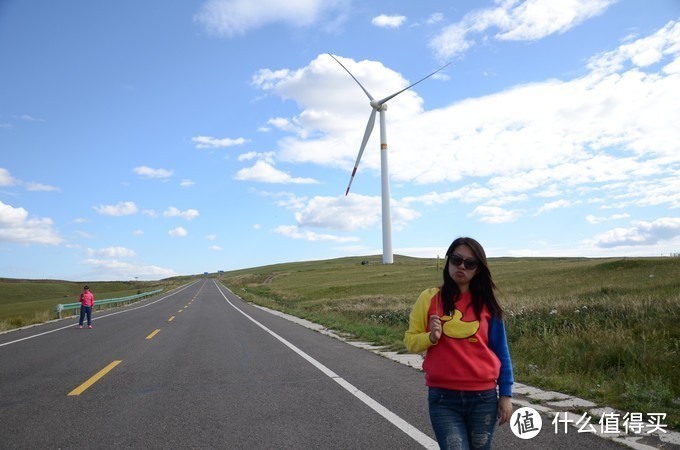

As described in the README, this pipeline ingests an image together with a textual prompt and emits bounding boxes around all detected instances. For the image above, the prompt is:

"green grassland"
[1,257,678,428]
[0,277,188,330]
[216,255,680,429]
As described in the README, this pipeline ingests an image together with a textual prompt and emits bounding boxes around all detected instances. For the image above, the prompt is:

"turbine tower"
[329,54,449,264]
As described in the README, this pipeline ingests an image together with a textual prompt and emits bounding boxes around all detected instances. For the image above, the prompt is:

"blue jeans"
[428,387,498,450]
[79,306,92,326]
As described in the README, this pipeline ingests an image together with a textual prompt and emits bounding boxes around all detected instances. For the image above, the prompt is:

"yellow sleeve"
[403,288,439,353]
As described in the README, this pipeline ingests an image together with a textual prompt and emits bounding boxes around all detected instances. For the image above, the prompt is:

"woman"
[404,237,513,449]
[78,285,95,329]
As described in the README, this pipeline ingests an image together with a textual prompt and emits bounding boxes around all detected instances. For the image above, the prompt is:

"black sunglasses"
[448,254,478,270]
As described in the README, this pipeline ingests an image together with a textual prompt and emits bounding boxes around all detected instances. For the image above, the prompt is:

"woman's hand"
[428,315,442,344]
[497,396,513,425]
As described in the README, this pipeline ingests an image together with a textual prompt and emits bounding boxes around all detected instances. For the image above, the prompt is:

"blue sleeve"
[488,316,514,397]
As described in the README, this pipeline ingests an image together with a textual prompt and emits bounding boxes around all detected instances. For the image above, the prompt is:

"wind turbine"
[328,54,450,264]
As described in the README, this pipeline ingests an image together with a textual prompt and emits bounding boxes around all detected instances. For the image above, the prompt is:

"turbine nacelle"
[370,100,387,111]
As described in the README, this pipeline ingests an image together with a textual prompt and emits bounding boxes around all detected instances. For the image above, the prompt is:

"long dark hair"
[441,237,504,319]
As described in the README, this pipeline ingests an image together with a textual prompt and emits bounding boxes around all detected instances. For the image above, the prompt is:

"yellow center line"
[68,360,122,396]
[168,316,175,322]
[146,329,161,340]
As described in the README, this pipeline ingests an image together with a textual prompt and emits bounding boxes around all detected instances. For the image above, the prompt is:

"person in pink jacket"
[78,285,95,329]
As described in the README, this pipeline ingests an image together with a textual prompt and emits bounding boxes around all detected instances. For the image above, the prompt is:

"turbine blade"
[328,53,375,102]
[346,109,377,195]
[376,61,452,105]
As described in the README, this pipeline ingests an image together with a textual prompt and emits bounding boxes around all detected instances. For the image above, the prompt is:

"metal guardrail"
[54,289,163,319]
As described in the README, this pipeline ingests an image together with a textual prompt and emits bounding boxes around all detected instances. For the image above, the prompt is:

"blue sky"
[1,0,679,280]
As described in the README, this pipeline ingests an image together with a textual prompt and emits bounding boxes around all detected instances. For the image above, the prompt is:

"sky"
[1,0,679,281]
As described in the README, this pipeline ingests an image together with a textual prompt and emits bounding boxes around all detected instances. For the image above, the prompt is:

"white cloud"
[168,227,188,237]
[180,21,678,257]
[234,160,318,184]
[273,192,309,210]
[205,234,217,241]
[535,199,578,215]
[469,205,521,224]
[0,200,62,245]
[180,179,195,187]
[251,68,290,90]
[586,213,630,224]
[430,0,616,59]
[194,0,349,37]
[0,168,57,192]
[209,245,223,251]
[142,209,158,218]
[252,22,680,232]
[163,206,200,221]
[238,151,274,162]
[403,184,497,206]
[372,14,407,29]
[94,201,138,216]
[132,230,144,237]
[588,20,680,74]
[266,117,302,134]
[87,246,136,258]
[274,225,360,243]
[14,114,44,122]
[0,168,18,186]
[427,13,444,25]
[496,0,616,41]
[84,259,177,281]
[26,182,59,192]
[430,23,474,61]
[588,217,680,248]
[192,135,248,149]
[293,194,420,231]
[294,195,378,230]
[253,54,432,171]
[133,166,174,179]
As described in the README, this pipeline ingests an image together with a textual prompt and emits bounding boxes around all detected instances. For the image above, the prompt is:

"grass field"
[1,257,678,428]
[216,255,680,429]
[0,277,189,330]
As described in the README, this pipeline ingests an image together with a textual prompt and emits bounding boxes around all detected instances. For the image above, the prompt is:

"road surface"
[0,279,628,449]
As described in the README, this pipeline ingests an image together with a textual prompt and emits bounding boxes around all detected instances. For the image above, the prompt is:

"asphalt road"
[0,279,628,449]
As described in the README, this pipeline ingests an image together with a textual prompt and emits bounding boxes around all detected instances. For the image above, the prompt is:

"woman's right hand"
[428,315,442,344]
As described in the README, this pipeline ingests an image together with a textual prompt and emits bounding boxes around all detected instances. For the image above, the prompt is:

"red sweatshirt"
[79,290,95,307]
[404,287,508,393]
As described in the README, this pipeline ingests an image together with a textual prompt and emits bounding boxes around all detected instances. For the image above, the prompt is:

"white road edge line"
[0,282,199,348]
[213,280,438,450]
